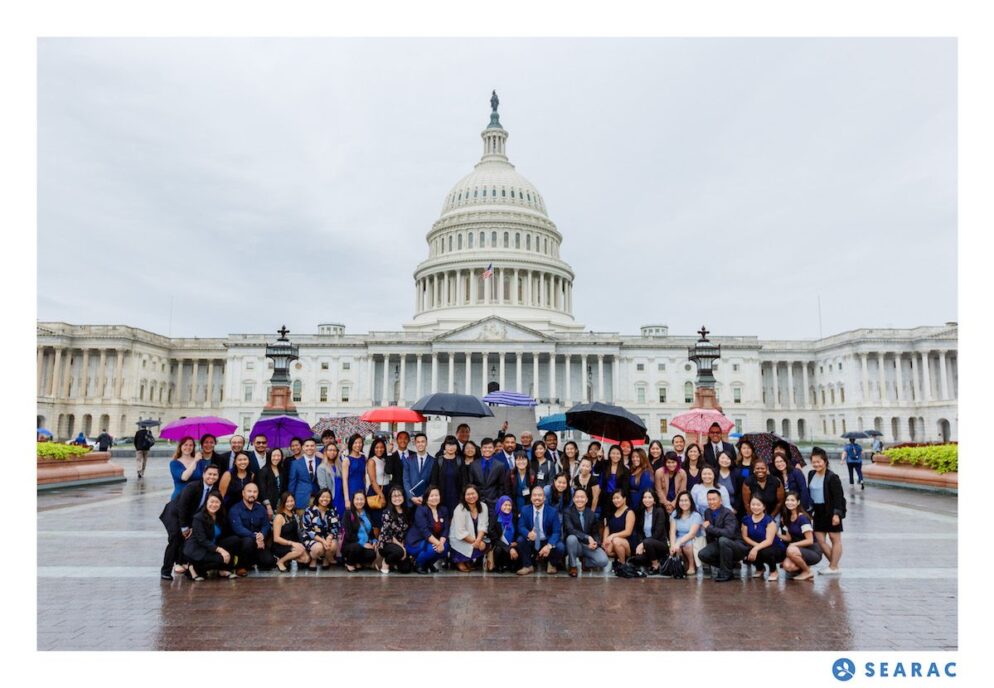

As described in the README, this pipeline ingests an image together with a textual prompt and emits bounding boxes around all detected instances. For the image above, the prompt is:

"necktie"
[199,485,209,509]
[534,509,544,549]
[307,458,314,479]
[579,510,585,531]
[418,456,424,474]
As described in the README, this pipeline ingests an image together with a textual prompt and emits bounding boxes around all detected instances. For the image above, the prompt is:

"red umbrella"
[360,407,427,424]
[670,409,735,435]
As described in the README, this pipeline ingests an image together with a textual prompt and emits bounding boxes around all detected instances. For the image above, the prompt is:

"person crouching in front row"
[342,491,378,572]
[562,487,609,577]
[450,484,490,572]
[516,484,565,576]
[405,485,450,574]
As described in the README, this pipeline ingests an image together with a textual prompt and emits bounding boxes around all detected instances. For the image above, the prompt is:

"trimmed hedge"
[883,444,958,474]
[37,444,92,460]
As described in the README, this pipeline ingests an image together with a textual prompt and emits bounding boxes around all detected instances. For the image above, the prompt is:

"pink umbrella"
[160,416,238,441]
[670,409,735,435]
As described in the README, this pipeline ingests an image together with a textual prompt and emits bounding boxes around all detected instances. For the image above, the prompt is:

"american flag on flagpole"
[481,263,494,279]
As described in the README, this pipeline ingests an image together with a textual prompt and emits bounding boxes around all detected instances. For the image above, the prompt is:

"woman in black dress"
[272,492,309,572]
[378,485,412,573]
[257,448,288,520]
[183,492,232,580]
[219,453,254,510]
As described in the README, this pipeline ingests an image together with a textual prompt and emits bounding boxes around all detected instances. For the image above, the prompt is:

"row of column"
[766,361,811,409]
[38,346,129,402]
[172,358,226,406]
[415,268,572,313]
[857,350,955,404]
[368,352,616,406]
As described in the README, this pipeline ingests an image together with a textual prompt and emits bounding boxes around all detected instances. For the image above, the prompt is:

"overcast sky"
[38,38,956,341]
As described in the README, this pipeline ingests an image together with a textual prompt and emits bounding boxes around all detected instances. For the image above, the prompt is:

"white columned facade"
[801,363,810,408]
[938,351,949,400]
[191,360,199,403]
[98,349,108,400]
[37,348,45,396]
[61,349,72,398]
[415,354,423,399]
[581,355,589,402]
[532,353,539,399]
[49,348,62,397]
[877,353,887,402]
[431,353,438,393]
[464,352,472,393]
[612,356,619,403]
[597,355,604,401]
[80,350,90,401]
[114,350,125,400]
[860,353,870,402]
[207,360,215,406]
[785,362,794,409]
[367,355,375,403]
[549,353,557,403]
[481,353,489,396]
[894,354,905,403]
[381,354,390,406]
[399,355,407,404]
[771,363,780,408]
[515,353,523,392]
[448,353,455,393]
[909,353,920,401]
[499,352,506,390]
[920,352,932,401]
[564,354,572,403]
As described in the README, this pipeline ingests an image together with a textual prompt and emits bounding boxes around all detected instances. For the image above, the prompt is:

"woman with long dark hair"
[544,472,572,522]
[808,447,846,575]
[571,456,600,514]
[271,492,309,572]
[341,491,378,572]
[183,492,232,580]
[257,447,287,520]
[780,491,822,581]
[654,452,687,514]
[506,451,537,514]
[169,436,209,500]
[602,489,635,564]
[597,445,630,514]
[432,435,462,516]
[736,439,760,481]
[316,442,346,517]
[683,443,705,491]
[365,436,388,530]
[669,491,703,576]
[218,452,255,510]
[631,488,670,574]
[562,440,581,480]
[377,485,412,573]
[342,433,367,510]
[772,453,809,511]
[450,484,490,572]
[628,448,655,509]
[405,485,450,574]
[741,495,786,581]
[716,450,743,513]
[301,488,341,570]
[647,439,666,472]
[531,440,555,487]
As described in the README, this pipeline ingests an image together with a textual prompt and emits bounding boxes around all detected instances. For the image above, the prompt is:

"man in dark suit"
[214,434,247,473]
[562,489,608,576]
[158,464,220,580]
[697,489,748,581]
[543,431,561,469]
[403,432,435,506]
[702,423,737,470]
[466,437,508,506]
[248,434,272,474]
[516,485,565,575]
[496,432,518,472]
[288,438,322,514]
[385,431,410,491]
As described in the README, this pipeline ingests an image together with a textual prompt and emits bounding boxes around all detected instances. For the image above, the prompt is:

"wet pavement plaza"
[37,456,957,651]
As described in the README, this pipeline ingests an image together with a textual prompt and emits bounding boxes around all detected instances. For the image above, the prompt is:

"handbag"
[366,493,385,509]
[659,554,687,579]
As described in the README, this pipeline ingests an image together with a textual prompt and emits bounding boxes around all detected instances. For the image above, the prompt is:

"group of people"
[158,421,848,583]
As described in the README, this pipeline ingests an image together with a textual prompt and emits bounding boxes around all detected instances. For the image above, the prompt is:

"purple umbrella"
[250,415,313,449]
[160,416,237,442]
[482,390,537,407]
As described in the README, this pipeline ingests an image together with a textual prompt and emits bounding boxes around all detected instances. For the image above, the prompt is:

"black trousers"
[187,550,230,573]
[846,462,864,484]
[640,537,669,564]
[699,536,750,573]
[342,542,378,566]
[517,539,565,569]
[220,535,275,570]
[492,541,519,572]
[380,542,407,566]
[160,517,186,576]
[752,545,786,572]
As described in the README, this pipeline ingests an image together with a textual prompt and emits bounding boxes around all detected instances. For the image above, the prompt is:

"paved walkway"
[37,457,957,651]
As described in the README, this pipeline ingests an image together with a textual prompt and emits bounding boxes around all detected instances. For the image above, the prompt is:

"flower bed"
[882,444,958,474]
[37,449,125,489]
[862,443,958,492]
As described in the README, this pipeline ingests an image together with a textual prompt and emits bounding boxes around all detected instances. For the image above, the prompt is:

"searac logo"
[833,658,857,682]
[832,658,958,681]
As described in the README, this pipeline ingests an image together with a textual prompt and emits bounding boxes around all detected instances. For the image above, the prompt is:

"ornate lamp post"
[261,325,300,417]
[688,325,722,411]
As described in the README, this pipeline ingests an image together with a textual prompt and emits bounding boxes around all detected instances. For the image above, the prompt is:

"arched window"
[292,380,302,402]
[526,235,531,250]
[492,187,497,197]
[491,231,497,246]
[503,232,509,247]
[510,189,515,198]
[514,233,520,248]
[457,234,463,250]
[501,187,506,197]
[544,237,549,254]
[467,232,474,248]
[479,231,484,246]
[473,188,478,198]
[448,235,453,252]
[684,381,694,403]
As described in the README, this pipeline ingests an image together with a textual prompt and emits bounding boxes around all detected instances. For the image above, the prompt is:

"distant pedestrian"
[96,429,113,452]
[134,426,156,479]
[871,435,884,459]
[843,437,865,489]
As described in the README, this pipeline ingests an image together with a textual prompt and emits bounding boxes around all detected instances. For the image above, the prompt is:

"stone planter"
[862,453,957,492]
[37,451,126,490]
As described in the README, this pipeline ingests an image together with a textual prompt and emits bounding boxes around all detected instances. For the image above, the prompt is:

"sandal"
[276,562,288,573]
[173,564,188,574]
[218,570,231,578]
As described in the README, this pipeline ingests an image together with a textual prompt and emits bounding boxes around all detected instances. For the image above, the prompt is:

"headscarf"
[496,496,515,543]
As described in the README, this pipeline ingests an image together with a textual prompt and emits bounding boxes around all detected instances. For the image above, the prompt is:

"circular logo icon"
[833,658,856,682]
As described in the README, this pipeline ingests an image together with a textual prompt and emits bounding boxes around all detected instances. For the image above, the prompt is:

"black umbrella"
[565,402,647,442]
[136,419,161,428]
[738,432,805,466]
[411,393,494,418]
[841,431,870,440]
[863,429,883,437]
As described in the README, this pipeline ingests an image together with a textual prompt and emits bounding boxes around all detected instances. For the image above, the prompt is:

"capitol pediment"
[433,317,552,343]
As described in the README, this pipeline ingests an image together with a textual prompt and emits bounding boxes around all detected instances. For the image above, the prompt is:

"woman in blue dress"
[168,436,209,500]
[741,494,786,581]
[602,489,635,564]
[627,448,655,508]
[544,473,572,522]
[431,436,462,517]
[598,445,630,516]
[342,433,368,511]
[316,442,346,517]
[668,491,703,576]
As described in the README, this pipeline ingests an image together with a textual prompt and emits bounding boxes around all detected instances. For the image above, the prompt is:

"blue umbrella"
[537,413,570,432]
[482,390,537,407]
[37,428,52,437]
[729,432,743,439]
[250,415,313,448]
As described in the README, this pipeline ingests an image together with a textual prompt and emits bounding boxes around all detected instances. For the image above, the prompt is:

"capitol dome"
[405,92,582,334]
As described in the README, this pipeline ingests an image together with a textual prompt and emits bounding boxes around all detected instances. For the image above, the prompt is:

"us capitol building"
[36,94,959,444]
